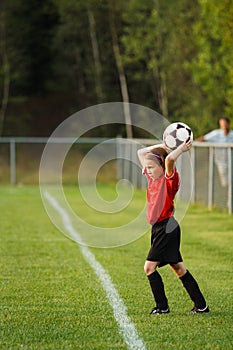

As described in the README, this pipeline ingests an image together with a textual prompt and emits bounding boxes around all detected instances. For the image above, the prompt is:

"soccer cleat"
[150,307,170,315]
[190,306,210,314]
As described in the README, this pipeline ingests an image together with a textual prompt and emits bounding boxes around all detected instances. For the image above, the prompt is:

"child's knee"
[144,261,157,275]
[144,265,150,275]
[170,263,186,277]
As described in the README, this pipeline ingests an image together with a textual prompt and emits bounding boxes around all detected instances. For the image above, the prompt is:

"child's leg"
[170,263,207,309]
[145,261,168,310]
[147,270,169,309]
[179,270,207,309]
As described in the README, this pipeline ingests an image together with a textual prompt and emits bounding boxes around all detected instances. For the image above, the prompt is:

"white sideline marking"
[44,191,146,350]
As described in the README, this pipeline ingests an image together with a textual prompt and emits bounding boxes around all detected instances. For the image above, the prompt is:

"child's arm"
[137,143,166,168]
[165,140,192,177]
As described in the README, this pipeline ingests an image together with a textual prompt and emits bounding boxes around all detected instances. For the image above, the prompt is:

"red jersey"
[144,167,180,225]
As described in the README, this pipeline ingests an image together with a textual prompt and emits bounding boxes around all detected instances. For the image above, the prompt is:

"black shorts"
[146,216,183,267]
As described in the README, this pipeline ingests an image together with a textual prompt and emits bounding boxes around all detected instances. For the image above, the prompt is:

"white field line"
[44,191,146,350]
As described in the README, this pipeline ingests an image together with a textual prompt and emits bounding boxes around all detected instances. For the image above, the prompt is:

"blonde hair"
[144,147,168,170]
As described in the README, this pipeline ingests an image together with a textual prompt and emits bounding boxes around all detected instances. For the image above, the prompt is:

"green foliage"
[1,0,232,136]
[190,0,233,122]
[0,186,232,349]
[5,0,58,95]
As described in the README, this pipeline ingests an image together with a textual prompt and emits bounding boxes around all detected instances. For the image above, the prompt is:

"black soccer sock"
[147,271,168,310]
[180,270,206,309]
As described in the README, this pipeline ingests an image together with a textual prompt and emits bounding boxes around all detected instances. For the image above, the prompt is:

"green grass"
[0,186,232,349]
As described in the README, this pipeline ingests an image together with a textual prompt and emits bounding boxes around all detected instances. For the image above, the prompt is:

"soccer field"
[0,186,232,349]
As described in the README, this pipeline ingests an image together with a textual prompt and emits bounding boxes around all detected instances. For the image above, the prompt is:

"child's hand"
[178,139,193,152]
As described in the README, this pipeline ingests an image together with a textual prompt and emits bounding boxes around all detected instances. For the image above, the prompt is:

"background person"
[196,117,233,187]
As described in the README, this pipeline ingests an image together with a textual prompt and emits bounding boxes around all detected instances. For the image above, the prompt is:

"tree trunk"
[158,69,168,119]
[87,5,104,103]
[109,4,133,138]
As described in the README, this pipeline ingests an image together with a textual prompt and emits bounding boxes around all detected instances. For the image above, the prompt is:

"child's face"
[144,159,164,180]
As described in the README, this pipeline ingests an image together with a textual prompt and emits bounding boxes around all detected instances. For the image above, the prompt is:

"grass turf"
[0,186,232,349]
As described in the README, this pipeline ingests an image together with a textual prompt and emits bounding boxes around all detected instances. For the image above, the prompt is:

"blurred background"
[0,0,232,138]
[0,0,232,212]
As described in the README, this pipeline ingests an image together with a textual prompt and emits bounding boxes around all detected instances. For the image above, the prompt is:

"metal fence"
[117,138,233,214]
[0,137,232,213]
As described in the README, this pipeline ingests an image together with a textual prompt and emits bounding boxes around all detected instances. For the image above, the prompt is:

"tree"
[87,2,104,102]
[108,0,133,138]
[0,3,10,136]
[190,0,233,123]
[122,0,165,116]
[1,0,231,137]
[6,0,58,96]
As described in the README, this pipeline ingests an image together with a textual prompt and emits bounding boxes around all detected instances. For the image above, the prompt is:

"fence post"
[116,136,123,181]
[10,138,16,185]
[190,146,196,203]
[208,146,214,209]
[124,141,131,181]
[228,147,232,214]
[131,142,138,187]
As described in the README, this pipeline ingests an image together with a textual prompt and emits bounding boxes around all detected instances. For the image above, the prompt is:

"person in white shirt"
[197,117,233,186]
[197,117,233,143]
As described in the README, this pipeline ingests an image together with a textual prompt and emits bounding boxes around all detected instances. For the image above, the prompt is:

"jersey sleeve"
[165,167,180,194]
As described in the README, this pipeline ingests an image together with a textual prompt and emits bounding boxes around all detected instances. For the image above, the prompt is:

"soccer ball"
[163,122,193,150]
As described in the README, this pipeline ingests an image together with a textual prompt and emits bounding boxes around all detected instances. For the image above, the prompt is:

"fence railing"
[0,137,110,186]
[0,137,232,213]
[116,138,233,214]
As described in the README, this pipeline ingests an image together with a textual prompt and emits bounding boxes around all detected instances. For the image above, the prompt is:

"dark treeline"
[0,0,232,137]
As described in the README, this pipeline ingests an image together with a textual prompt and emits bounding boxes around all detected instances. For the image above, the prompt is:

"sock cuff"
[147,270,161,282]
[179,270,190,281]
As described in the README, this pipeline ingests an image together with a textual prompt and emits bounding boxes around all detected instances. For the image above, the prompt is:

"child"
[137,139,209,314]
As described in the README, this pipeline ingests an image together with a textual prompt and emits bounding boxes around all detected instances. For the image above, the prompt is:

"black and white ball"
[163,122,193,150]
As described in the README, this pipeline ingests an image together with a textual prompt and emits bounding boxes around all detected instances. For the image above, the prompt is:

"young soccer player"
[137,140,209,314]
